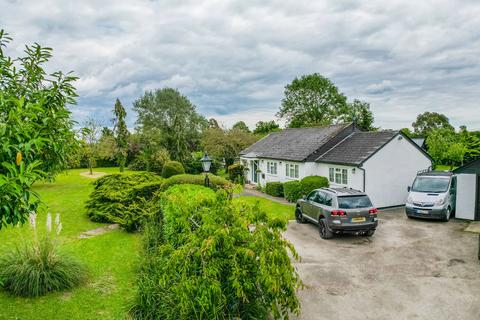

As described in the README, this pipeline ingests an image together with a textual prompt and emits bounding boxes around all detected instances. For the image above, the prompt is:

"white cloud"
[1,0,479,130]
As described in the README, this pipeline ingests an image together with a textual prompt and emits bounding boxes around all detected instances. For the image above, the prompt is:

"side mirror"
[407,186,411,192]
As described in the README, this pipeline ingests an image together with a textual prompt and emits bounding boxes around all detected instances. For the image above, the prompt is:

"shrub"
[265,182,284,197]
[227,163,244,184]
[130,185,301,319]
[129,148,170,173]
[284,180,302,202]
[300,175,329,195]
[159,174,233,192]
[85,172,163,230]
[161,161,185,178]
[0,213,87,297]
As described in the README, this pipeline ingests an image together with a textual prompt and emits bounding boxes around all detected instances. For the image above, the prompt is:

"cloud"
[1,0,479,130]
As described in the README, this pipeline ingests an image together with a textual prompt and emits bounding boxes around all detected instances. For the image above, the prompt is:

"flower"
[46,213,52,233]
[55,213,60,226]
[28,212,37,230]
[16,152,22,166]
[56,223,63,235]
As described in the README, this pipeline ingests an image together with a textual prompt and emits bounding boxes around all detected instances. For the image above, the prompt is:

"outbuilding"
[453,158,480,221]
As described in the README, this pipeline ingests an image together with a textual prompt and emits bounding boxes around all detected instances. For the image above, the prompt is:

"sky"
[1,0,479,131]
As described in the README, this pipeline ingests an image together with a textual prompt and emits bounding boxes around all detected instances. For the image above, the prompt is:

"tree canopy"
[412,112,454,137]
[253,120,280,136]
[113,99,128,172]
[277,73,348,128]
[232,121,250,132]
[341,99,376,131]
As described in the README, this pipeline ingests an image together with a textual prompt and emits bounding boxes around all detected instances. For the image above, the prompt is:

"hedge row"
[85,172,233,231]
[264,176,329,202]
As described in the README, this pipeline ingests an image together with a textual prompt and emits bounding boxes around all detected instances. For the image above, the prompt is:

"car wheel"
[365,229,375,237]
[295,207,305,224]
[318,218,333,239]
[442,207,451,222]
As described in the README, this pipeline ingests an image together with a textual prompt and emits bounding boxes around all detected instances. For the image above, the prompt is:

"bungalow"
[239,123,433,208]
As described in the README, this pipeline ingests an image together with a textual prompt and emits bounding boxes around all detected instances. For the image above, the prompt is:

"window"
[285,163,299,178]
[329,167,348,185]
[315,191,326,204]
[266,161,277,174]
[307,191,317,201]
[338,195,372,209]
[324,193,333,207]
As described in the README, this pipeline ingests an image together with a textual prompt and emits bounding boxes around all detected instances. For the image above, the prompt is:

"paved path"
[79,224,119,238]
[241,187,294,206]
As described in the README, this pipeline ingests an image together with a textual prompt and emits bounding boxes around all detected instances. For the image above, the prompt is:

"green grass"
[0,167,140,320]
[234,196,295,222]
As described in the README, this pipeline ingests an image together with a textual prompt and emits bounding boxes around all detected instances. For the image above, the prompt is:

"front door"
[251,160,259,183]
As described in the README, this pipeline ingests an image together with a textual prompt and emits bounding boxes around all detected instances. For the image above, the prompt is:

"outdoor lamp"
[200,153,212,187]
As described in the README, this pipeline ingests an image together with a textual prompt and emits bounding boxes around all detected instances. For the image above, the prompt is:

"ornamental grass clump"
[131,185,302,320]
[0,213,87,297]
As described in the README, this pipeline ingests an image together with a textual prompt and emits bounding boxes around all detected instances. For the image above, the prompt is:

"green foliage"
[412,112,454,137]
[283,180,302,202]
[0,213,87,297]
[85,172,163,230]
[227,163,244,184]
[265,182,284,197]
[232,120,250,132]
[426,128,466,167]
[129,148,170,173]
[277,73,348,128]
[184,151,220,175]
[0,30,78,227]
[459,126,480,163]
[300,176,329,195]
[253,120,280,136]
[130,185,301,319]
[133,88,207,163]
[341,99,376,131]
[113,99,129,172]
[161,161,185,178]
[159,174,233,192]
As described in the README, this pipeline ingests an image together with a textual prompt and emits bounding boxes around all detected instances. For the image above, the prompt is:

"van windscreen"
[337,196,372,209]
[411,177,450,193]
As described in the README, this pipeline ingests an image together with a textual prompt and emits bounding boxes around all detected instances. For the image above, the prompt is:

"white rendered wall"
[362,134,432,208]
[455,174,477,220]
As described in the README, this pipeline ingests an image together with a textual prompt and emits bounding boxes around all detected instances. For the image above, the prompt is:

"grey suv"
[295,187,378,239]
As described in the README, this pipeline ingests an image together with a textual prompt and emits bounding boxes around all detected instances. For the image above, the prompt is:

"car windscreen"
[411,177,450,193]
[337,195,372,209]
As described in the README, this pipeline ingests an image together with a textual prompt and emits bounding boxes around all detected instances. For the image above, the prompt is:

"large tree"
[459,126,480,163]
[80,119,100,175]
[277,73,348,128]
[341,99,376,131]
[253,120,280,136]
[232,121,250,132]
[133,88,207,163]
[113,99,129,172]
[412,112,454,137]
[426,128,466,168]
[0,30,78,227]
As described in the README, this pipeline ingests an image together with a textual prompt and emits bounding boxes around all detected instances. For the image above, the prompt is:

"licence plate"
[417,209,429,214]
[351,217,366,223]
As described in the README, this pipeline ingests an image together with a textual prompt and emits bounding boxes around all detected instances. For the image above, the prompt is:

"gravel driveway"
[285,207,480,320]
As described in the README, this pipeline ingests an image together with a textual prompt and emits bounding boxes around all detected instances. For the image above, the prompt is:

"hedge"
[227,163,244,184]
[161,161,185,178]
[300,175,329,195]
[265,182,284,197]
[160,173,233,192]
[284,180,302,202]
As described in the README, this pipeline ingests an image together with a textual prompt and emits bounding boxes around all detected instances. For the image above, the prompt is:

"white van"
[405,171,456,221]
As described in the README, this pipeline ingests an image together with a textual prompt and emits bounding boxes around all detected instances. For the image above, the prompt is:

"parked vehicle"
[295,187,378,239]
[405,171,456,221]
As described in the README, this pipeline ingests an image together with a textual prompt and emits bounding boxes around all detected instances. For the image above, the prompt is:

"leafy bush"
[159,174,233,192]
[265,182,284,197]
[161,161,185,178]
[300,175,329,195]
[130,185,301,319]
[85,172,163,231]
[284,180,302,202]
[0,213,87,297]
[128,148,170,173]
[227,163,244,184]
[184,151,220,175]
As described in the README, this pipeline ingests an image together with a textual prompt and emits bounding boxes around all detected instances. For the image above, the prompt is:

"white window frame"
[266,161,277,175]
[285,163,299,179]
[329,167,348,185]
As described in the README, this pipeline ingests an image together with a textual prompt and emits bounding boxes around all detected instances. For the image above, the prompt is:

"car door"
[310,191,326,221]
[302,191,317,220]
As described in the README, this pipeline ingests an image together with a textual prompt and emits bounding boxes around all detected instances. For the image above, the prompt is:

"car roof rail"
[417,166,433,175]
[321,187,338,194]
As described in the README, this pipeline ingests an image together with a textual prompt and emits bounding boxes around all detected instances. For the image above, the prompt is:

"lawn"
[0,168,289,319]
[234,196,295,222]
[0,168,140,320]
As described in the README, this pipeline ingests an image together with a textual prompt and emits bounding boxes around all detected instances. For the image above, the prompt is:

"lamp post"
[200,153,212,187]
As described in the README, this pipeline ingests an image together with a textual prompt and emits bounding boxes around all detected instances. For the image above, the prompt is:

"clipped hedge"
[161,161,185,178]
[284,180,302,202]
[300,175,329,195]
[85,172,163,231]
[159,173,233,192]
[265,182,284,197]
[130,185,301,319]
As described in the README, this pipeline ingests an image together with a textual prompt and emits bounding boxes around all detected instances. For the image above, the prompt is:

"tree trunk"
[89,161,93,175]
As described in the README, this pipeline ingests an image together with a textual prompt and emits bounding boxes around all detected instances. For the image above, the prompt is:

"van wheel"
[442,207,451,222]
[295,208,305,224]
[319,218,333,239]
